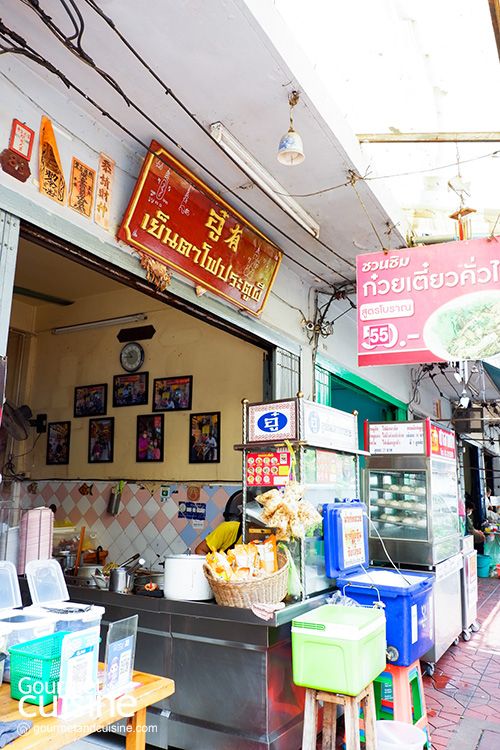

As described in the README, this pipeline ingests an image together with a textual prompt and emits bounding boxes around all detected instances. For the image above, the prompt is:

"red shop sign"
[117,140,282,316]
[356,236,500,366]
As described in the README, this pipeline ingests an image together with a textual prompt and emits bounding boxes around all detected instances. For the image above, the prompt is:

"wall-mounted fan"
[0,400,33,441]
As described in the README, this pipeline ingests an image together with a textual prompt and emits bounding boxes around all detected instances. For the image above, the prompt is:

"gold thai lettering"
[205,208,229,242]
[139,209,266,301]
[224,224,242,252]
[176,237,193,257]
[141,210,169,240]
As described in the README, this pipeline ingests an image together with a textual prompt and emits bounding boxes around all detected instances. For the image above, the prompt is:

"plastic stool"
[302,682,378,750]
[373,661,430,748]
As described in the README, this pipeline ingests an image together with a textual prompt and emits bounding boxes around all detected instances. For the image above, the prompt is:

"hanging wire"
[348,171,388,253]
[7,2,359,286]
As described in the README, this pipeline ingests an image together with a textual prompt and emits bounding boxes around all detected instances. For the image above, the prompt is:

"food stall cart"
[236,394,366,598]
[363,418,463,674]
[19,577,328,750]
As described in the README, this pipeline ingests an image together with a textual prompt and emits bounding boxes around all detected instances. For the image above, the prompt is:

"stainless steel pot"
[109,558,145,593]
[54,551,76,572]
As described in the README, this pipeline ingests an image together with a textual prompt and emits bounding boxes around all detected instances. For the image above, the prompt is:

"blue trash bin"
[336,567,434,666]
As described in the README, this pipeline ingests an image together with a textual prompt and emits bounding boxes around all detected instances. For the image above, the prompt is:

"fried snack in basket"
[206,551,233,580]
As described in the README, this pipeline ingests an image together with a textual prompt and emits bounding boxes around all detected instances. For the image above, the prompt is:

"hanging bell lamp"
[277,91,305,166]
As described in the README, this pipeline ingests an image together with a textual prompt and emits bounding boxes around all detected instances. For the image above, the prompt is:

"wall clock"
[120,342,145,372]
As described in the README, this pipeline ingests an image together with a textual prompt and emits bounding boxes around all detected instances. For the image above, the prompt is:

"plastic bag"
[278,543,302,597]
[326,590,360,607]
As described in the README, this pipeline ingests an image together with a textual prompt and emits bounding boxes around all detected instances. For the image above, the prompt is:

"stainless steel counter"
[19,578,328,750]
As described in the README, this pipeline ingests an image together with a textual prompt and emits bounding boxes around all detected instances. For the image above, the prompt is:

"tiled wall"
[1,480,239,569]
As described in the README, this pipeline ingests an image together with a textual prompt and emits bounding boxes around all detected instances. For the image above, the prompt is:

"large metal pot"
[163,553,213,601]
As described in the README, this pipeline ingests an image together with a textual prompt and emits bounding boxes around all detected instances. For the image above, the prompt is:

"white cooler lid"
[26,558,69,604]
[341,568,430,589]
[0,560,22,610]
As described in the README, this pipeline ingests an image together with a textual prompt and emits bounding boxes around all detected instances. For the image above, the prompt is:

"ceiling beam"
[357,132,500,143]
[489,0,500,64]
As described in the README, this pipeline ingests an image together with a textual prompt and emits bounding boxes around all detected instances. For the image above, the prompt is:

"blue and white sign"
[302,400,358,452]
[247,400,297,443]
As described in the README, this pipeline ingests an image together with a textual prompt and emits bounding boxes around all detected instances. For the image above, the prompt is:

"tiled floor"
[316,574,500,750]
[423,574,500,750]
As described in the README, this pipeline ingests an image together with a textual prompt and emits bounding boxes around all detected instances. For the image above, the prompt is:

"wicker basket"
[203,552,289,608]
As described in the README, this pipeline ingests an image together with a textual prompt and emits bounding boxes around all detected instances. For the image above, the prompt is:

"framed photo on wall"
[74,384,107,417]
[189,412,220,464]
[153,376,192,411]
[89,417,114,463]
[136,414,164,462]
[46,421,71,465]
[113,373,149,407]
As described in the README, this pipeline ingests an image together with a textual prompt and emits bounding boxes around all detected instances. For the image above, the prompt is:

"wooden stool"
[302,681,378,750]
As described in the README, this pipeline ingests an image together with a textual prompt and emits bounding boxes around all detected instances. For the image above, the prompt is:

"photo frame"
[89,418,114,463]
[189,412,220,464]
[74,384,107,418]
[9,119,35,160]
[46,421,71,465]
[136,414,164,462]
[113,373,149,407]
[153,376,192,412]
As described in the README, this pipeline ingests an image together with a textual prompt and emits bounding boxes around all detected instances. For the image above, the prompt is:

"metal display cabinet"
[364,419,461,567]
[364,418,463,672]
[235,394,366,599]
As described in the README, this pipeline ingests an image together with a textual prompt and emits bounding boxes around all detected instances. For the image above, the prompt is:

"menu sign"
[356,236,500,366]
[118,140,281,316]
[246,452,291,486]
[430,423,456,460]
[341,507,366,567]
[368,421,425,455]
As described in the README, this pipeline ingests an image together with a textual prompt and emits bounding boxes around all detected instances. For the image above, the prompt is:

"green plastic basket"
[9,631,69,705]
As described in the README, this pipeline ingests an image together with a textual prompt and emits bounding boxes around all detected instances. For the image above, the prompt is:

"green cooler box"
[291,604,386,696]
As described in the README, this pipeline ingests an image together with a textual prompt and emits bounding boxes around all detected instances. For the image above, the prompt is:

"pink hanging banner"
[356,236,500,366]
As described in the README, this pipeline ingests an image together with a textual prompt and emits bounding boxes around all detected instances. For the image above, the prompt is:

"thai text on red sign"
[117,140,281,316]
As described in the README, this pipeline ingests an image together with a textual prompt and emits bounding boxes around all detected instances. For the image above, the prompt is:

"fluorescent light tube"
[210,121,320,238]
[52,313,147,335]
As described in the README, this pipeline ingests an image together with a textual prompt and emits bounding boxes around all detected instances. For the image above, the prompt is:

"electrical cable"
[79,0,360,273]
[8,2,356,288]
[0,25,342,291]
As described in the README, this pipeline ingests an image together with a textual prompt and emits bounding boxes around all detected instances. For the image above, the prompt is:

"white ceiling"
[1,0,409,296]
[275,0,500,242]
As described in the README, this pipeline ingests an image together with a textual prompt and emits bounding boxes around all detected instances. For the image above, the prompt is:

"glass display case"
[364,420,460,566]
[236,396,365,599]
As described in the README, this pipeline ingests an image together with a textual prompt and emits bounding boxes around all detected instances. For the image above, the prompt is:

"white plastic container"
[0,621,12,683]
[377,720,427,750]
[25,559,105,633]
[163,554,213,600]
[0,560,54,682]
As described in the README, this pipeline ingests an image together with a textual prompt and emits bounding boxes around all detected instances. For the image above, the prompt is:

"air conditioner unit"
[453,406,483,437]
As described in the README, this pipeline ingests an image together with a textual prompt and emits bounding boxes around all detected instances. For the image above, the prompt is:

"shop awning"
[482,361,500,398]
